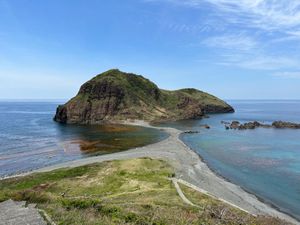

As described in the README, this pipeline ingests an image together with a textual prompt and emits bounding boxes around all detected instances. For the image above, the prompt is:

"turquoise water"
[0,101,167,178]
[160,100,300,220]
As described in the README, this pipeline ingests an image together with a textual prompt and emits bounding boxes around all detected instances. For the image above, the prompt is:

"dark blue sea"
[160,100,300,221]
[0,101,167,178]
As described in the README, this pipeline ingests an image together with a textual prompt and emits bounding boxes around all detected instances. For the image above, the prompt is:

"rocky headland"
[54,69,234,124]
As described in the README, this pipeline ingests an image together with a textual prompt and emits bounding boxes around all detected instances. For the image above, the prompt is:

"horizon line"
[1,98,300,102]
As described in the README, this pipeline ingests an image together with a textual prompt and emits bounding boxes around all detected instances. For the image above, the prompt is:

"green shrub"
[61,199,101,210]
[124,212,138,222]
[11,190,49,203]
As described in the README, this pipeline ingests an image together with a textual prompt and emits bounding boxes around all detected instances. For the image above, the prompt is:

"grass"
[0,158,291,225]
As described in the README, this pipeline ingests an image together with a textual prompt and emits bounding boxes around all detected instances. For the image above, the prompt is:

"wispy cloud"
[145,0,300,74]
[202,34,258,51]
[148,0,300,40]
[162,0,300,31]
[239,57,298,70]
[216,54,299,70]
[273,71,300,79]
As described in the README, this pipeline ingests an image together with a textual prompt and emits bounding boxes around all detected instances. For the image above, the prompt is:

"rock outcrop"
[272,121,300,129]
[226,120,300,130]
[54,69,234,124]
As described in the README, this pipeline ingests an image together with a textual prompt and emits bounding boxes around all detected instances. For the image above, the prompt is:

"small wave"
[0,147,61,160]
[0,111,53,115]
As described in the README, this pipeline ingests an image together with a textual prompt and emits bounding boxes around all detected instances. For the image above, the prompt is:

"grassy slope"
[0,158,289,225]
[92,70,230,109]
[178,88,229,108]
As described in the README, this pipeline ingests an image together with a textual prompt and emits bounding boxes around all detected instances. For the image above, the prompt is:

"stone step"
[0,200,47,225]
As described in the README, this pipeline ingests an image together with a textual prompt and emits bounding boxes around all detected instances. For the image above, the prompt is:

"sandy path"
[171,178,198,207]
[3,123,299,224]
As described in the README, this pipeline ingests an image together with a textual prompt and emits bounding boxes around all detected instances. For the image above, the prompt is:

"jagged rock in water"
[230,121,240,129]
[238,121,262,130]
[54,69,234,124]
[226,120,300,130]
[200,124,210,129]
[228,121,271,130]
[272,121,300,129]
[184,130,200,134]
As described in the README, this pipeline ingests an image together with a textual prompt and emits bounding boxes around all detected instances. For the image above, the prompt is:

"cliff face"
[54,69,234,124]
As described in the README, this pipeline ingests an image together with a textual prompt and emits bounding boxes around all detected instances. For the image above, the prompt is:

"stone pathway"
[0,199,47,225]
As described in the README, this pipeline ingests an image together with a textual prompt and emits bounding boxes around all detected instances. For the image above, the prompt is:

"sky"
[1,0,300,100]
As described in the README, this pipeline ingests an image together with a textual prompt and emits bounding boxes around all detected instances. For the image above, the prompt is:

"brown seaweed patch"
[92,125,139,133]
[61,124,160,154]
[68,140,116,153]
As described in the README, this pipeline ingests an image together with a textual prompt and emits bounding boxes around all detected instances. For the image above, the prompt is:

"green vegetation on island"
[54,69,234,124]
[0,158,289,225]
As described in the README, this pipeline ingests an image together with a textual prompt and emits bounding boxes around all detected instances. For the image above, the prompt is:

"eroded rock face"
[54,69,234,124]
[79,79,126,101]
[201,105,234,114]
[176,97,203,120]
[54,105,68,123]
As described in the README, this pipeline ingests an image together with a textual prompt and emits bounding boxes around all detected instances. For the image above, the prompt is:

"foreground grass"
[0,158,291,225]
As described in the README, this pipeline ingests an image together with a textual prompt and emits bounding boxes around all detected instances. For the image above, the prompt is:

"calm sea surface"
[0,101,167,178]
[160,100,300,220]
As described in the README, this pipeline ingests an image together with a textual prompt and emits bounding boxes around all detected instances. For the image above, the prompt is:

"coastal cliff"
[54,69,234,124]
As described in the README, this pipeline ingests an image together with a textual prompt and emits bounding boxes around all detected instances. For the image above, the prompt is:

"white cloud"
[273,71,300,79]
[202,34,257,51]
[145,0,300,73]
[163,0,300,31]
[149,0,300,35]
[239,57,298,70]
[216,54,299,70]
[273,30,300,42]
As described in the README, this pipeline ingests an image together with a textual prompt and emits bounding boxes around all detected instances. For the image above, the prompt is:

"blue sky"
[1,0,300,99]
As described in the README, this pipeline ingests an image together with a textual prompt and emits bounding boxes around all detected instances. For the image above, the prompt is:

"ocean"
[0,100,300,220]
[159,100,300,220]
[0,101,167,178]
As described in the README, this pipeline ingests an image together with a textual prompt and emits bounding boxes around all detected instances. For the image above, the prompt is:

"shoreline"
[181,134,300,223]
[1,120,299,224]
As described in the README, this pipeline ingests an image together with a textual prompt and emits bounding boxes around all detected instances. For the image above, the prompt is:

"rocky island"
[54,69,234,124]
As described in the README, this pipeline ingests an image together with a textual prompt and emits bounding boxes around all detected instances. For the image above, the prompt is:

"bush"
[124,212,138,222]
[12,190,49,203]
[61,199,101,210]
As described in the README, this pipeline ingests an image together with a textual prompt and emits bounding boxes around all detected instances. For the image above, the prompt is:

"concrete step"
[0,200,47,225]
